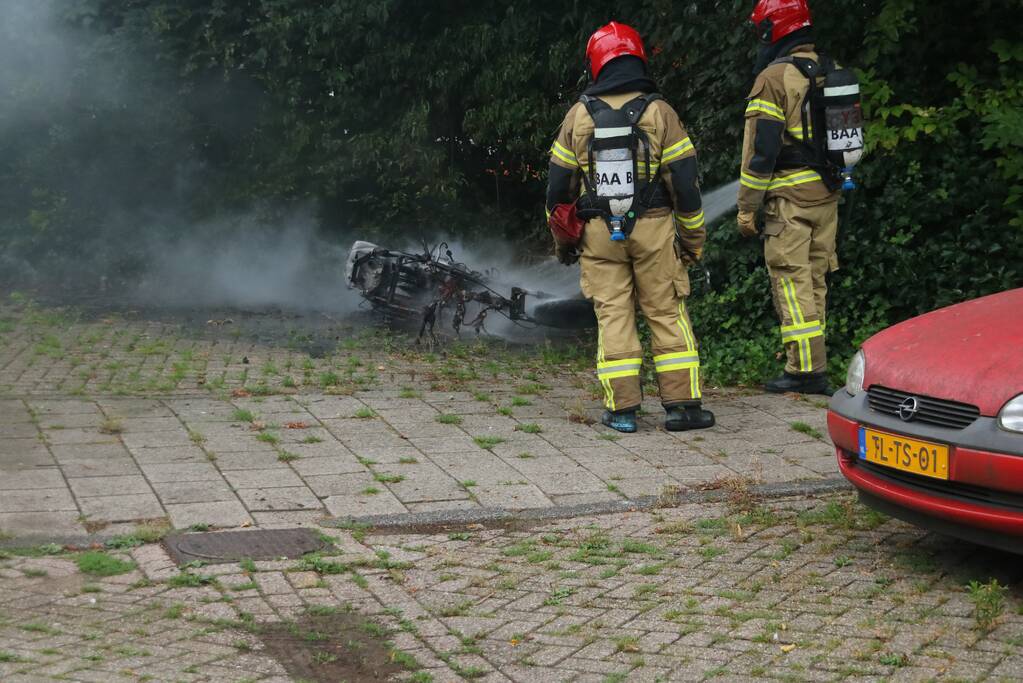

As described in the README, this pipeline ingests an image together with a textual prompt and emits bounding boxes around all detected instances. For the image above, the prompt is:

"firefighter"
[546,22,715,434]
[737,0,841,396]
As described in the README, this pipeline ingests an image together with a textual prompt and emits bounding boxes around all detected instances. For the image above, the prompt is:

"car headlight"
[999,394,1023,433]
[845,350,865,396]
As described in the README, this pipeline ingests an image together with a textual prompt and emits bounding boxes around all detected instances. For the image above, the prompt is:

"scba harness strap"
[577,93,672,240]
[771,54,864,192]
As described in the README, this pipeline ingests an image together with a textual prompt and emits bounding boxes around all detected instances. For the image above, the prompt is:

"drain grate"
[163,528,326,566]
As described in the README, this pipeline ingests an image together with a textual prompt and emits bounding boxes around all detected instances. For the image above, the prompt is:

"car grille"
[867,386,980,430]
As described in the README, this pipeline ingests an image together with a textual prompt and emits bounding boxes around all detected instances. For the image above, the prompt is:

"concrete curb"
[324,477,853,533]
[0,478,852,548]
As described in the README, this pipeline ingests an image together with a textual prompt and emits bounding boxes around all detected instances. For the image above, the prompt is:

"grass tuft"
[76,551,135,577]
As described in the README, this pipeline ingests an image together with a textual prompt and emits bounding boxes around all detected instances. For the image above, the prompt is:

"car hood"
[862,288,1023,417]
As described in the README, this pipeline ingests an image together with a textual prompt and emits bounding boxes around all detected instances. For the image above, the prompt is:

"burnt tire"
[531,298,596,329]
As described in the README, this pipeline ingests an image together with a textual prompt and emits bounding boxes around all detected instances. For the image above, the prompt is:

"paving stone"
[139,461,222,482]
[0,488,78,513]
[0,468,66,490]
[78,493,164,521]
[164,500,253,529]
[151,480,238,504]
[67,475,152,498]
[222,467,305,490]
[235,486,322,512]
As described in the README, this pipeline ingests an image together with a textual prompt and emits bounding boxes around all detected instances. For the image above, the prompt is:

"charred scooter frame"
[346,241,557,342]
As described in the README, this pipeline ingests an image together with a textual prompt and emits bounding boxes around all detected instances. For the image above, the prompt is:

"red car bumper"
[829,410,1023,549]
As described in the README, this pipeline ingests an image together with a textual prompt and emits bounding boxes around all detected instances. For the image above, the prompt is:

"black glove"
[555,243,580,266]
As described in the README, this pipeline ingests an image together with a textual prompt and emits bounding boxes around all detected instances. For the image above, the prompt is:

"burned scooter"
[345,241,596,342]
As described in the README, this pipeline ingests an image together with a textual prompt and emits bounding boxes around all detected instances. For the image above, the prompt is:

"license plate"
[859,428,950,481]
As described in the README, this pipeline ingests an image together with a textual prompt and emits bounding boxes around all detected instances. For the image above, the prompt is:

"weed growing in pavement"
[543,586,575,606]
[232,409,256,423]
[515,423,543,434]
[168,572,218,588]
[76,551,135,576]
[497,406,513,416]
[473,391,490,402]
[473,436,505,450]
[302,435,323,444]
[966,579,1009,632]
[374,472,404,484]
[398,456,418,464]
[98,418,123,434]
[353,407,376,419]
[361,486,380,495]
[797,498,887,531]
[790,421,823,439]
[614,635,641,653]
[878,652,909,667]
[19,622,61,635]
[511,396,532,407]
[436,413,462,425]
[399,388,422,399]
[256,431,280,445]
[22,568,48,578]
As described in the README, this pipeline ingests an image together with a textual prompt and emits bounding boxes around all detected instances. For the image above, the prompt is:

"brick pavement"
[1,496,1021,682]
[0,300,836,541]
[1,299,1022,681]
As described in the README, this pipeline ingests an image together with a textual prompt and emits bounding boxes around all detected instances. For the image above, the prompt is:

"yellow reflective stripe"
[596,328,614,412]
[787,126,812,141]
[655,360,700,373]
[550,141,578,167]
[675,304,700,399]
[768,170,822,190]
[740,172,770,191]
[661,137,694,164]
[598,358,643,370]
[780,320,821,334]
[676,211,705,230]
[780,278,812,372]
[654,351,700,364]
[746,99,785,120]
[600,369,642,380]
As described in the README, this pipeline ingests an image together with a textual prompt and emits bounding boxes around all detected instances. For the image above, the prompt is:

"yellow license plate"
[859,428,949,480]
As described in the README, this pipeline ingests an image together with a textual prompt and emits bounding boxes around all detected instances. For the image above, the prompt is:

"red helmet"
[585,22,647,80]
[750,0,813,44]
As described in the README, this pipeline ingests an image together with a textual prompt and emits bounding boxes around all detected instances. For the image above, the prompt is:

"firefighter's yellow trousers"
[763,196,839,375]
[580,213,701,412]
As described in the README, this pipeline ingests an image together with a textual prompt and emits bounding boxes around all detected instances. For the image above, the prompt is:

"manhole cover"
[163,528,326,566]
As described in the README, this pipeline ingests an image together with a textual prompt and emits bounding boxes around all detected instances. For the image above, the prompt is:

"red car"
[828,288,1023,554]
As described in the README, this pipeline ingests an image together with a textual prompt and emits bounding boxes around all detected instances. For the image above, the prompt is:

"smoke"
[132,212,359,314]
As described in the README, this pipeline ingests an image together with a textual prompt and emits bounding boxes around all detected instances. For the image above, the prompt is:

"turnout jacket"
[738,45,841,213]
[546,92,706,258]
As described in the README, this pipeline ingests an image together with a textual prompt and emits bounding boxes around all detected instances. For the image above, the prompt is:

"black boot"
[601,410,638,434]
[764,372,833,396]
[665,402,715,432]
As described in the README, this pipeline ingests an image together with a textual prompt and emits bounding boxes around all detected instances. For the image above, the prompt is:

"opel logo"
[897,397,921,422]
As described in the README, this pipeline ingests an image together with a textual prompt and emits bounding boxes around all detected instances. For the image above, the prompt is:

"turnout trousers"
[580,213,701,413]
[763,196,839,375]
